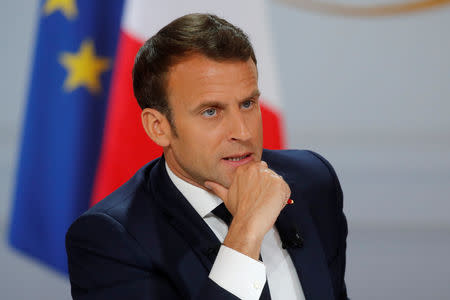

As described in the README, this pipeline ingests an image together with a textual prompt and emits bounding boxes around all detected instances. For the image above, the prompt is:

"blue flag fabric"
[9,0,124,274]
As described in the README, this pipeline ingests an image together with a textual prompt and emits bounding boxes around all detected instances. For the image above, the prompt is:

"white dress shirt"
[165,162,305,300]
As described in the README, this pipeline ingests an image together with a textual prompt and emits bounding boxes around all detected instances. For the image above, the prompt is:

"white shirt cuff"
[208,245,267,300]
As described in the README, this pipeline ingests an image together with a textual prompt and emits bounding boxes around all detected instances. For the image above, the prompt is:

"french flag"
[10,0,285,274]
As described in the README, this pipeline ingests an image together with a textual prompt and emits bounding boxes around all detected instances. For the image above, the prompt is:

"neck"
[163,151,209,192]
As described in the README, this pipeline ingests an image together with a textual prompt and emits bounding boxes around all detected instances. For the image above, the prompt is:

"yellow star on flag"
[59,40,110,95]
[43,0,78,20]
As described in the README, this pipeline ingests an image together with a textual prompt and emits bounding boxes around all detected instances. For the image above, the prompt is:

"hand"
[204,161,291,260]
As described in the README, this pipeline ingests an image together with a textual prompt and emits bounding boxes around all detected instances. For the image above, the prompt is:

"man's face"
[163,54,263,189]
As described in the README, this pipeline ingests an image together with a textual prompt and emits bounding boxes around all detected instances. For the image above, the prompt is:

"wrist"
[223,220,264,260]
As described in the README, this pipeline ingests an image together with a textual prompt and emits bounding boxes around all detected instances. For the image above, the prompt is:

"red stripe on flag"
[260,101,285,150]
[91,31,285,206]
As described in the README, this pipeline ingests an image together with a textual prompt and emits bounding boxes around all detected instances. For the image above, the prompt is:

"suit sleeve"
[307,151,349,300]
[66,212,240,300]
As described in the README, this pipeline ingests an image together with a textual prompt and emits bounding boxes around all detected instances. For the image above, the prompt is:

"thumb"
[204,180,228,202]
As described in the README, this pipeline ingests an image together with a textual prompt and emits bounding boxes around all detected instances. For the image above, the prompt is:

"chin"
[221,173,235,188]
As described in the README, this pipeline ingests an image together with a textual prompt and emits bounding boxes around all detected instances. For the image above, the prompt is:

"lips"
[225,154,250,161]
[223,153,252,162]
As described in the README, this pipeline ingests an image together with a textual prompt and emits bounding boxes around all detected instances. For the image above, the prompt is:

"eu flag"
[9,0,124,274]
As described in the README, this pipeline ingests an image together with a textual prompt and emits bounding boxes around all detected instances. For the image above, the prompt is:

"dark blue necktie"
[212,203,233,226]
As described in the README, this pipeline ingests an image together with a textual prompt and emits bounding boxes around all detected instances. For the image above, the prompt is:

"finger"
[204,181,229,202]
[260,160,268,168]
[284,182,291,200]
[262,167,281,179]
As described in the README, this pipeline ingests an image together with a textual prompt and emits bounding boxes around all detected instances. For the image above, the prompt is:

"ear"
[141,108,171,147]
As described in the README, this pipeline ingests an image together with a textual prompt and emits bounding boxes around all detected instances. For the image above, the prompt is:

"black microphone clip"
[281,227,304,249]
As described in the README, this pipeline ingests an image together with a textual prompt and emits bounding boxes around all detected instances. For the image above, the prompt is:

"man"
[66,13,348,300]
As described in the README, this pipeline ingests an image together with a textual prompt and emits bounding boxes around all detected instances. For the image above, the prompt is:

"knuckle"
[286,188,291,198]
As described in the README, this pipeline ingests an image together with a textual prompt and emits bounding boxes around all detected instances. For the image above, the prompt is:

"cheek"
[248,111,263,137]
[190,121,226,146]
[177,124,222,160]
[195,133,224,163]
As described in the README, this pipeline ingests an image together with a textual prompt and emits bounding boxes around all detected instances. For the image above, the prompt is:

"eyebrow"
[191,89,261,113]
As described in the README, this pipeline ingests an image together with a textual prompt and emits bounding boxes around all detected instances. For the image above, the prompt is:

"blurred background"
[1,0,449,299]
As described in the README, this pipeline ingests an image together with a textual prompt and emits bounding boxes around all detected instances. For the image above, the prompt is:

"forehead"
[166,54,258,106]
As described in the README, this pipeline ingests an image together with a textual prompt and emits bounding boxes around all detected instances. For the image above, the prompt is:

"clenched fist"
[204,161,291,260]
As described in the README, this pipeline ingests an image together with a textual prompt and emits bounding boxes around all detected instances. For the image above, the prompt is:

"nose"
[228,110,252,142]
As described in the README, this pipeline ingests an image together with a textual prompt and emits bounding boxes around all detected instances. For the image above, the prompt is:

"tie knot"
[212,203,233,226]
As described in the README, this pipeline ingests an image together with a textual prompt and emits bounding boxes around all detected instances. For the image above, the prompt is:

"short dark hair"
[132,13,257,128]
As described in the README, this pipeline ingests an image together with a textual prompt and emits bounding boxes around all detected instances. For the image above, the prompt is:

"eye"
[202,108,217,117]
[241,100,254,109]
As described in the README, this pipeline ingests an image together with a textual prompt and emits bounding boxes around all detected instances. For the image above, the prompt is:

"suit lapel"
[276,197,335,300]
[149,157,222,272]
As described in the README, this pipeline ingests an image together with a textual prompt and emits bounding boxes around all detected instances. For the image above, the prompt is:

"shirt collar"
[165,162,222,218]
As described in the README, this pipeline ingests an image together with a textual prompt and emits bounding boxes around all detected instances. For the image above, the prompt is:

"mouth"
[222,153,253,166]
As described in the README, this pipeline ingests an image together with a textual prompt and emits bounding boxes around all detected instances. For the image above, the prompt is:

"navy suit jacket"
[66,149,348,299]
